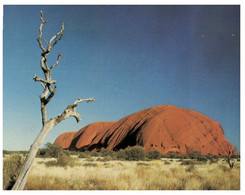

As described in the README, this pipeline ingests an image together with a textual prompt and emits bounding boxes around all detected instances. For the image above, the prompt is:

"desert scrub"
[101,149,117,159]
[117,149,127,160]
[180,159,196,165]
[124,146,146,161]
[45,154,78,167]
[3,154,25,190]
[78,152,90,158]
[36,142,64,158]
[147,150,162,160]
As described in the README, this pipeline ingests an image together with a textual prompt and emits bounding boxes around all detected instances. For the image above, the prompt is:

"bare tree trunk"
[12,120,55,190]
[11,11,94,190]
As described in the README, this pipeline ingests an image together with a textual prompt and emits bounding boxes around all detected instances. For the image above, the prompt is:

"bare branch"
[47,84,56,94]
[48,23,65,50]
[37,10,47,53]
[40,82,45,89]
[40,57,47,72]
[45,85,57,105]
[74,97,95,104]
[50,54,63,70]
[70,111,82,122]
[43,38,48,46]
[33,74,56,84]
[53,97,94,125]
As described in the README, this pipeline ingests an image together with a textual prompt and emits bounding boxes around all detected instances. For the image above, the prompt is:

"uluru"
[54,105,237,155]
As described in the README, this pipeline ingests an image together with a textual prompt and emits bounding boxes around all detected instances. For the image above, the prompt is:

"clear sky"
[3,5,240,152]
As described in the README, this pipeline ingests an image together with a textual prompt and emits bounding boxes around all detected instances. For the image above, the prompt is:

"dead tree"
[12,11,94,190]
[225,151,235,169]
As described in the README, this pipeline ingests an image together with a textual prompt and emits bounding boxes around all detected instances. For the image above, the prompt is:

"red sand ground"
[54,105,237,155]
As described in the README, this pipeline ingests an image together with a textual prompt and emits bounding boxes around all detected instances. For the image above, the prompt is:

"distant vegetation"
[3,143,240,190]
[3,154,25,190]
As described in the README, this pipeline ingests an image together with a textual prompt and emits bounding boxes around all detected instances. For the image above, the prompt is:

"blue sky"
[3,5,240,152]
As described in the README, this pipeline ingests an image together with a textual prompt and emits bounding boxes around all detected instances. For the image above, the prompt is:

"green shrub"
[197,155,208,162]
[3,154,25,190]
[180,159,195,165]
[117,149,127,160]
[124,146,146,161]
[180,154,190,159]
[45,154,78,167]
[45,142,64,158]
[44,160,57,167]
[90,151,100,157]
[67,150,79,156]
[85,156,95,162]
[165,152,181,159]
[37,142,64,158]
[209,158,219,164]
[147,150,162,160]
[78,152,90,158]
[57,154,77,167]
[188,151,201,159]
[103,156,113,161]
[101,149,116,157]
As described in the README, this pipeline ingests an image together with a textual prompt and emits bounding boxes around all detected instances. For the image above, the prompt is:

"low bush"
[45,154,78,167]
[124,146,146,161]
[209,158,219,164]
[180,160,195,165]
[197,155,208,162]
[147,150,162,160]
[78,152,90,158]
[117,149,127,160]
[90,151,101,157]
[101,149,116,157]
[37,142,64,158]
[3,154,25,190]
[57,154,78,167]
[45,160,57,167]
[188,151,201,159]
[85,156,95,162]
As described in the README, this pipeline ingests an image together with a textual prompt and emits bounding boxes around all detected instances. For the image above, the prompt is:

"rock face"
[54,131,77,149]
[54,105,237,155]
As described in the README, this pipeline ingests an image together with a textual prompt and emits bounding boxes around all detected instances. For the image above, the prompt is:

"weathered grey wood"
[12,11,94,190]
